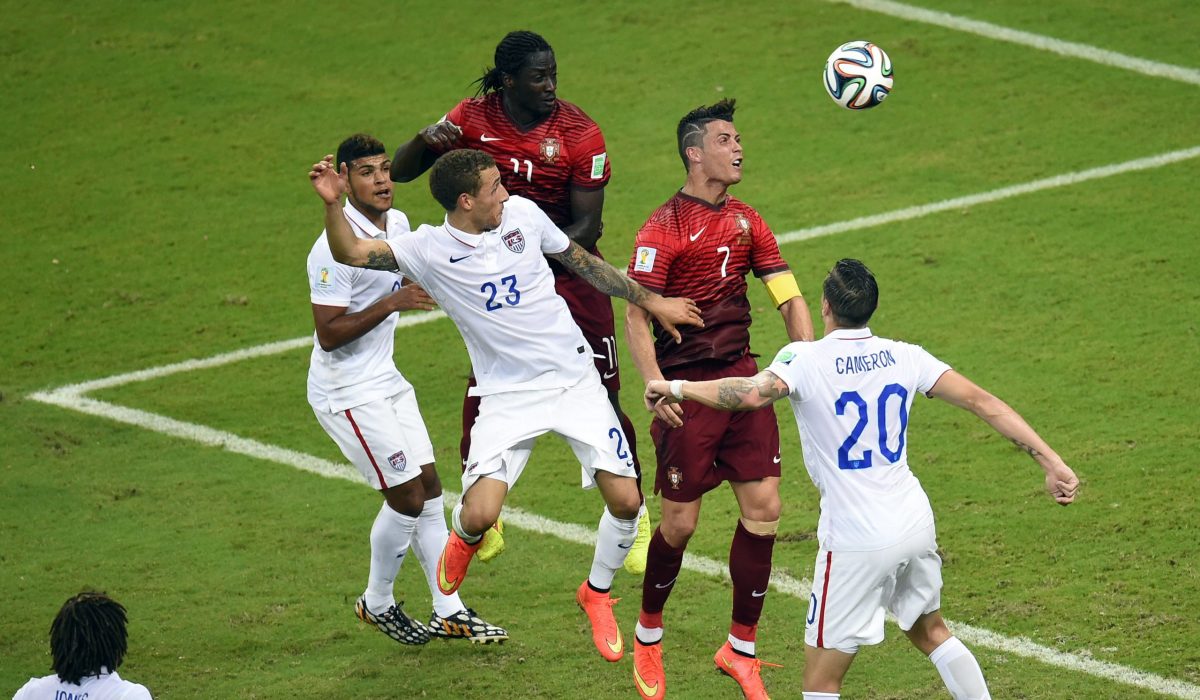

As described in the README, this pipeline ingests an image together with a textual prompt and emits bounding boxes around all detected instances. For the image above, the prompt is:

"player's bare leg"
[577,471,639,662]
[906,611,991,700]
[439,476,507,595]
[633,497,700,698]
[459,378,505,563]
[609,389,652,575]
[802,645,856,697]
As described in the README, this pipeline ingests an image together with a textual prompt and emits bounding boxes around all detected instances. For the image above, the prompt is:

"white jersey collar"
[443,216,484,249]
[343,200,389,239]
[828,326,873,340]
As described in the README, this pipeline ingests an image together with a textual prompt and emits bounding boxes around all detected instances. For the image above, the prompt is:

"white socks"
[589,507,638,590]
[635,622,664,644]
[929,636,991,700]
[802,694,839,699]
[364,502,417,613]
[450,501,482,544]
[408,495,465,617]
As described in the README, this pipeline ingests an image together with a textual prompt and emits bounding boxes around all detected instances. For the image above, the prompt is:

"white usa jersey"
[307,201,412,413]
[13,670,152,699]
[766,327,952,551]
[385,195,594,395]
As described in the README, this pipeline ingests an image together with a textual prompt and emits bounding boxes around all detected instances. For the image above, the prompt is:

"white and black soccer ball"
[823,41,893,110]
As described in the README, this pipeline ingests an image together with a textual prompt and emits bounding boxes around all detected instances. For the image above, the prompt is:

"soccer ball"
[823,41,893,110]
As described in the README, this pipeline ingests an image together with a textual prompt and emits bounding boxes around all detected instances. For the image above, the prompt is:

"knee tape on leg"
[740,517,779,536]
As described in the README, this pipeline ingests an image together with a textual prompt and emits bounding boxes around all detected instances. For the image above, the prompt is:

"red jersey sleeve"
[747,209,790,277]
[567,120,611,190]
[627,218,678,294]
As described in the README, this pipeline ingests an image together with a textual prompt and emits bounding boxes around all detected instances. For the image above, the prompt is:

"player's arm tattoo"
[1010,437,1042,458]
[365,245,399,271]
[713,372,789,410]
[549,241,649,304]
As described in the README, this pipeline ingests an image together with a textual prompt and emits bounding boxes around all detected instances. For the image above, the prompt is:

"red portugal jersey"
[434,93,611,231]
[627,192,790,370]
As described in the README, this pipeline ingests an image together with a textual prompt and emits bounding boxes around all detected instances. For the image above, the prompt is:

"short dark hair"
[474,30,554,95]
[429,149,497,211]
[50,591,129,684]
[823,259,879,327]
[336,133,386,170]
[676,98,737,170]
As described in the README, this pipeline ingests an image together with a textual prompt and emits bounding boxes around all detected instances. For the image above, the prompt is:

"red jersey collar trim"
[442,216,483,248]
[675,189,728,212]
[494,91,559,133]
[829,327,873,340]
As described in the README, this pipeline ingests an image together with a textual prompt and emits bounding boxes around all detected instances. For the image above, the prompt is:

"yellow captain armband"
[764,272,802,308]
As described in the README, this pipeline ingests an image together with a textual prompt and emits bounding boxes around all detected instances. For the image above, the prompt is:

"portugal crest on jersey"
[735,213,751,233]
[667,466,683,490]
[502,228,526,253]
[539,137,561,163]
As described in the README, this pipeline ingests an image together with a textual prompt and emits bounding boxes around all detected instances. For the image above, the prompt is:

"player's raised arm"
[761,271,814,342]
[390,121,463,182]
[547,240,703,342]
[309,155,399,271]
[927,370,1080,505]
[644,370,790,413]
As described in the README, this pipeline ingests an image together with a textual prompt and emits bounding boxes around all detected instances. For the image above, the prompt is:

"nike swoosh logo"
[689,226,706,242]
[654,577,677,589]
[480,135,503,142]
[633,668,661,698]
[772,455,781,464]
[617,543,632,549]
[607,635,624,656]
[751,589,767,598]
[437,549,459,594]
[450,254,471,263]
[602,369,618,379]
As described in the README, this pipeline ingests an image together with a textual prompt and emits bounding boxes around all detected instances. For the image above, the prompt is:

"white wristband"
[669,379,685,400]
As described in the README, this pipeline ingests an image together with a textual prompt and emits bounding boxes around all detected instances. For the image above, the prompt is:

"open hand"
[650,296,704,344]
[389,283,436,312]
[309,155,347,205]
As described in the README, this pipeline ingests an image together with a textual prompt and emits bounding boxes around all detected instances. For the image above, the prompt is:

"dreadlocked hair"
[50,591,129,684]
[473,30,553,96]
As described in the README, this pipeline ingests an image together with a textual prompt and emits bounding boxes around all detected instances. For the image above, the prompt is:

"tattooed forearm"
[552,242,648,303]
[1010,437,1042,458]
[365,246,399,271]
[712,373,789,410]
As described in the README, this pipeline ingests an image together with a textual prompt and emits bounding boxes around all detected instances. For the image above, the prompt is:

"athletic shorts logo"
[751,589,767,598]
[502,229,525,253]
[387,450,407,472]
[466,462,479,475]
[667,466,683,490]
[539,137,561,163]
[634,246,657,273]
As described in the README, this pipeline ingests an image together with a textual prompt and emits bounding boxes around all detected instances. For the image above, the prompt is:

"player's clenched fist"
[419,121,463,149]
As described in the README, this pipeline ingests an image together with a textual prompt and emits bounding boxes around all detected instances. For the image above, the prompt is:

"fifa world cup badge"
[539,137,561,163]
[667,466,683,490]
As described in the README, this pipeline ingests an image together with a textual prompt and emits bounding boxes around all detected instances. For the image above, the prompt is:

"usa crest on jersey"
[539,137,561,163]
[502,228,526,253]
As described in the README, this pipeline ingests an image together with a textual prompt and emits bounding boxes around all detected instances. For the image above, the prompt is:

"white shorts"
[463,373,637,492]
[804,525,942,654]
[312,388,435,491]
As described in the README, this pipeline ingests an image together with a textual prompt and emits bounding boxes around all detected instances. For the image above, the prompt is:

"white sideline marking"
[28,146,1200,698]
[777,145,1200,244]
[830,0,1200,87]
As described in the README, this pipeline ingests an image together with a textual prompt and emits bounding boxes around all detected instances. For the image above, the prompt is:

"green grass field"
[2,1,1198,698]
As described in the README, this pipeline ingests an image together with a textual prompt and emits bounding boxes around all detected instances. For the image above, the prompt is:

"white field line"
[26,386,1200,698]
[27,145,1200,698]
[830,0,1200,87]
[776,145,1200,244]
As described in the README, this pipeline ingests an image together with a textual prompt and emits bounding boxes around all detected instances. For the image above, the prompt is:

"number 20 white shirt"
[385,195,594,396]
[766,328,951,552]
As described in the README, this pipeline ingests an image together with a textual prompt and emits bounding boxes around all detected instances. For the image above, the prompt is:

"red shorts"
[554,271,619,392]
[651,354,782,502]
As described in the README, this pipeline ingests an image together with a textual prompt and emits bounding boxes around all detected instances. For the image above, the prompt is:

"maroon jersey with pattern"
[628,192,790,370]
[435,93,611,229]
